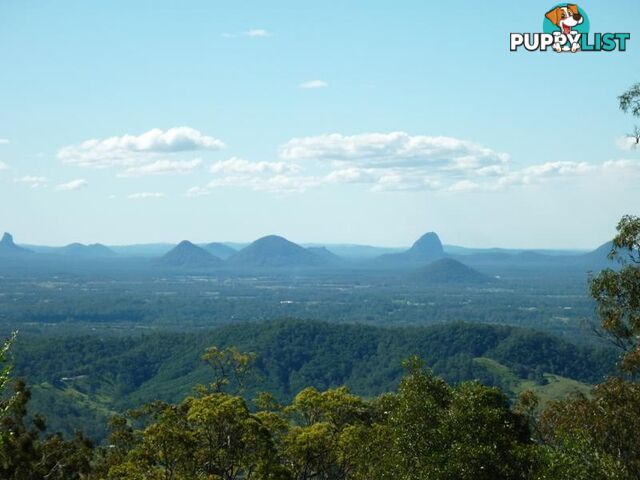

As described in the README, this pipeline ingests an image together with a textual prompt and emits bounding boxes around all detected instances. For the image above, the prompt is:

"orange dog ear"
[545,7,561,25]
[567,4,579,15]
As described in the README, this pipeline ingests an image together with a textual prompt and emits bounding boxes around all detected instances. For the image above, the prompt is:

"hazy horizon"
[1,1,639,249]
[8,230,598,252]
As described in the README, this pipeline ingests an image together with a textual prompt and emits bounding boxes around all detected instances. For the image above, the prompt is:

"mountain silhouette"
[583,241,614,261]
[228,235,326,268]
[306,246,343,264]
[0,232,32,256]
[203,242,237,260]
[60,243,116,257]
[376,232,445,266]
[409,258,488,284]
[157,241,223,268]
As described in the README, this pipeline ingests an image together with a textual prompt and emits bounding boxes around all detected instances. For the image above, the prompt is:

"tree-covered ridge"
[1,347,636,480]
[13,320,615,441]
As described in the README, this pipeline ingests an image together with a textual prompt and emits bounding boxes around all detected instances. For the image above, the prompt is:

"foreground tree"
[536,378,637,479]
[0,332,17,447]
[590,215,640,372]
[361,357,532,480]
[619,83,640,148]
[0,380,94,479]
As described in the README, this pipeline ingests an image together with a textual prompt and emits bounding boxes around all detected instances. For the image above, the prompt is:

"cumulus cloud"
[180,150,314,195]
[371,173,441,192]
[128,192,166,199]
[210,157,300,175]
[184,156,309,195]
[299,80,329,89]
[325,167,439,191]
[278,132,510,192]
[187,173,319,196]
[58,127,225,168]
[14,176,48,188]
[56,179,88,191]
[180,131,640,196]
[119,158,203,177]
[0,161,9,171]
[209,174,319,194]
[280,132,509,172]
[324,157,640,193]
[325,167,377,184]
[495,161,595,189]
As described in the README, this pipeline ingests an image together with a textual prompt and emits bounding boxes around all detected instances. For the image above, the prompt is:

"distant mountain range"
[306,246,343,264]
[1,230,620,278]
[59,243,116,257]
[202,242,236,260]
[157,241,224,268]
[0,232,32,256]
[227,235,327,268]
[409,258,489,285]
[376,232,445,267]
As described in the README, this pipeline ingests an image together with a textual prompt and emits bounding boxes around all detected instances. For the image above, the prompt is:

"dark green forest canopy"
[12,320,616,441]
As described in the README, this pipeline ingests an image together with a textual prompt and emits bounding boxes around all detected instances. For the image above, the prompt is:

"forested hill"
[14,320,616,440]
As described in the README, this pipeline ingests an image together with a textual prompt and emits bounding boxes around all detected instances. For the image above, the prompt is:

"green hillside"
[14,320,615,441]
[473,357,592,409]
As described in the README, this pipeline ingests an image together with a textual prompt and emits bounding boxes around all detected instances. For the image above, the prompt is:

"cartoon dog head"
[545,4,583,35]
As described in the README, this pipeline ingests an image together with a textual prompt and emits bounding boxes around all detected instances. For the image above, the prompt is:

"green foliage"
[10,320,615,441]
[101,357,539,480]
[538,377,640,479]
[0,380,94,479]
[0,338,637,479]
[0,331,17,445]
[200,345,257,394]
[590,215,640,372]
[619,83,640,118]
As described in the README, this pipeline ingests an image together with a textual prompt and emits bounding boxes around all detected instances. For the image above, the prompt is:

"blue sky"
[1,0,639,248]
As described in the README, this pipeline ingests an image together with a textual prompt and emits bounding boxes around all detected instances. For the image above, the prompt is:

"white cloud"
[280,132,509,173]
[185,186,212,197]
[14,176,48,188]
[58,127,225,168]
[207,174,320,194]
[326,167,440,192]
[616,136,640,151]
[245,29,270,37]
[448,180,480,192]
[325,158,640,193]
[222,29,271,38]
[119,158,203,177]
[0,161,9,171]
[279,132,510,192]
[128,192,166,199]
[56,179,88,191]
[496,161,595,188]
[602,159,640,175]
[325,167,376,184]
[0,139,9,145]
[371,173,440,192]
[184,157,309,195]
[176,131,640,196]
[299,80,329,89]
[210,157,300,175]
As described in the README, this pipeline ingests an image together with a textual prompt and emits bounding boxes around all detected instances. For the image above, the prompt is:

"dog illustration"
[545,4,584,52]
